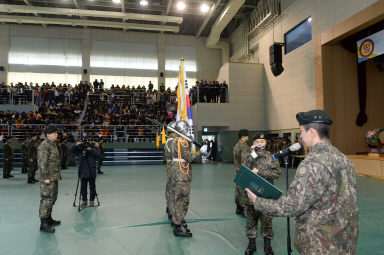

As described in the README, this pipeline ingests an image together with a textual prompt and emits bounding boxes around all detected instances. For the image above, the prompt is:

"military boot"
[33,178,39,183]
[27,177,34,184]
[264,237,274,255]
[245,238,256,255]
[173,224,192,237]
[89,201,94,207]
[40,218,55,233]
[236,205,242,215]
[48,215,61,226]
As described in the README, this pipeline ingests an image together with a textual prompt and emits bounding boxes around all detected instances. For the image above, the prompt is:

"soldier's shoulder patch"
[297,166,309,177]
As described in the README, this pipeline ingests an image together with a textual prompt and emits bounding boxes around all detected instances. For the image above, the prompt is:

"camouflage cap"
[296,110,333,126]
[45,125,58,135]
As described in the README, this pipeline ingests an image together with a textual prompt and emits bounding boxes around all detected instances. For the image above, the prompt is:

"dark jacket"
[71,143,100,179]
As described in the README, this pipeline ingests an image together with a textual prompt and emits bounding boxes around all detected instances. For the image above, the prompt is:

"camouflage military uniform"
[56,141,62,170]
[164,135,176,215]
[169,137,201,225]
[61,142,68,169]
[233,140,250,207]
[38,139,61,219]
[3,141,14,178]
[241,149,281,239]
[21,140,29,173]
[253,140,359,254]
[27,139,39,180]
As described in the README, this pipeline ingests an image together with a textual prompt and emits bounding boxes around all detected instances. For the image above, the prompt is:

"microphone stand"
[284,155,292,255]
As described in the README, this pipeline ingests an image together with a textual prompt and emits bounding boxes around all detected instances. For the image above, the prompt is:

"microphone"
[272,143,301,160]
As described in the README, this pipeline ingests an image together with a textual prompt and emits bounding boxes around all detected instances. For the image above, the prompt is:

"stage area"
[0,163,383,255]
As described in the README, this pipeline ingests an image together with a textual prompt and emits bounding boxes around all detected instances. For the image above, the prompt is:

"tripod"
[284,155,292,255]
[73,153,101,212]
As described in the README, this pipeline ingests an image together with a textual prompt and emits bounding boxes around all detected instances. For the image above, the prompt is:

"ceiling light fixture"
[140,0,148,6]
[200,3,210,13]
[176,1,186,11]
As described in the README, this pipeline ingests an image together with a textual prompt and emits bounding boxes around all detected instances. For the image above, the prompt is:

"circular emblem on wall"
[359,39,375,58]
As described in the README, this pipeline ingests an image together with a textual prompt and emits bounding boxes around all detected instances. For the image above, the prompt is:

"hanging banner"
[357,29,384,63]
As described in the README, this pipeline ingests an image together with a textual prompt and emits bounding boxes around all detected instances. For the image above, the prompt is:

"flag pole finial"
[180,57,185,61]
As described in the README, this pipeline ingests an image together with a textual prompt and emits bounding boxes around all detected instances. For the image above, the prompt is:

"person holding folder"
[240,134,281,255]
[246,110,359,254]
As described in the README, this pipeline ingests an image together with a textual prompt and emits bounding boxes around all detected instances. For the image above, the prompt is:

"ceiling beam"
[23,0,46,27]
[196,0,222,37]
[0,4,183,24]
[0,15,180,33]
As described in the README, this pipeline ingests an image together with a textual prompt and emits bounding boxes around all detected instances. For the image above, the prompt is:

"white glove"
[251,151,258,159]
[200,145,208,154]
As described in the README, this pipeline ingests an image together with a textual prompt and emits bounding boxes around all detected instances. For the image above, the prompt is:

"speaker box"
[159,72,164,77]
[269,43,284,76]
[83,69,88,74]
[0,66,4,71]
[271,63,284,76]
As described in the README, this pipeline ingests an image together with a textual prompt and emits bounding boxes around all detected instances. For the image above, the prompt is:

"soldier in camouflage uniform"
[246,110,359,254]
[233,129,250,216]
[61,138,68,169]
[21,137,29,174]
[3,136,14,179]
[163,121,177,220]
[168,120,207,237]
[240,134,281,255]
[38,125,62,233]
[27,133,39,183]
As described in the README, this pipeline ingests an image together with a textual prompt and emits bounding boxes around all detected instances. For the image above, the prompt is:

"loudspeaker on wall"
[269,43,284,76]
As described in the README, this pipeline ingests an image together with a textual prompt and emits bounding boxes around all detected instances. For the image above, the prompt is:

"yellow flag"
[156,132,159,148]
[162,126,166,144]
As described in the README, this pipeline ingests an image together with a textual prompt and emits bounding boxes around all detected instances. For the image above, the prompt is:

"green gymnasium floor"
[0,163,383,255]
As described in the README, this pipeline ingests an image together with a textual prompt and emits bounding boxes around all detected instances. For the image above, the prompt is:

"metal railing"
[5,123,161,143]
[88,93,164,105]
[192,86,229,104]
[0,88,35,105]
[10,124,46,139]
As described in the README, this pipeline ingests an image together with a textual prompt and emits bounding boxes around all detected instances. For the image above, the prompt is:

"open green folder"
[234,165,283,200]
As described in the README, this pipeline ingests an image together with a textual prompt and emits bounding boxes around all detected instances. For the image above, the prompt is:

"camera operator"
[70,140,100,209]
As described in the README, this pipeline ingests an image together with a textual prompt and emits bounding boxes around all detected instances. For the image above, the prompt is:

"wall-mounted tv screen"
[284,17,312,54]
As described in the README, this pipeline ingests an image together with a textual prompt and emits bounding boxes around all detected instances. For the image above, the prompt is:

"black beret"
[296,110,333,126]
[238,129,249,137]
[45,125,58,135]
[252,134,266,141]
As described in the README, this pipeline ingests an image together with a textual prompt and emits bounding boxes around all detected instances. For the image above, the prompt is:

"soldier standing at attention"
[169,120,207,237]
[241,134,281,255]
[21,137,29,174]
[38,125,61,233]
[233,129,250,216]
[246,110,359,254]
[61,138,68,170]
[3,136,14,179]
[163,121,177,221]
[27,133,39,184]
[97,138,104,174]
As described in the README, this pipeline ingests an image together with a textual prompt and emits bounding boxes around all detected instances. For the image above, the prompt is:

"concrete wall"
[0,24,222,87]
[193,62,265,131]
[228,0,379,131]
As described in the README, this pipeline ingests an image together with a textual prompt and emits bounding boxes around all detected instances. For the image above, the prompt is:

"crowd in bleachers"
[0,79,229,142]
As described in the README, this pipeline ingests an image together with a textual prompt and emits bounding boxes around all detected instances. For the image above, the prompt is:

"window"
[91,40,158,70]
[284,17,312,54]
